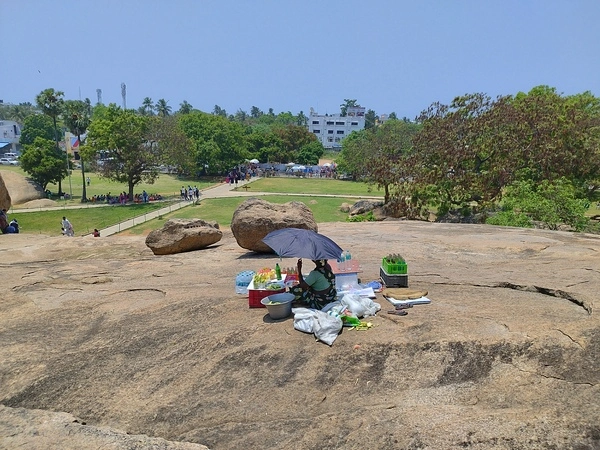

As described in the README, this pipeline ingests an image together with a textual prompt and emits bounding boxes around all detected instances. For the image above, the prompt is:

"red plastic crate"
[248,288,286,308]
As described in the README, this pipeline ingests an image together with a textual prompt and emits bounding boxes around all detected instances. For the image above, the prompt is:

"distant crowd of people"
[88,191,162,204]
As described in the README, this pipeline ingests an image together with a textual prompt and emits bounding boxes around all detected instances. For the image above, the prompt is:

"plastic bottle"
[339,251,346,272]
[275,263,282,280]
[345,250,352,271]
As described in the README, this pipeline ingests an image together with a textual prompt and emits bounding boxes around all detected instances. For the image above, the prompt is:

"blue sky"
[2,1,599,120]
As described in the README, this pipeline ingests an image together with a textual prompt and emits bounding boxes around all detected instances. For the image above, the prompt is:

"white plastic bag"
[292,307,343,346]
[340,294,381,318]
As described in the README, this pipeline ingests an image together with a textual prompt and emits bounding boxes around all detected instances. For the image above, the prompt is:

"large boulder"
[0,171,12,211]
[145,218,222,255]
[0,170,45,206]
[231,198,317,252]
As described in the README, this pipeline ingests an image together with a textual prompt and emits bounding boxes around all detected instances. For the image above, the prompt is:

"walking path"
[12,176,384,237]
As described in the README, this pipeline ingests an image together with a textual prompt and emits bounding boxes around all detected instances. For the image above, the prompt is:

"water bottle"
[275,263,282,280]
[345,250,352,272]
[339,251,346,272]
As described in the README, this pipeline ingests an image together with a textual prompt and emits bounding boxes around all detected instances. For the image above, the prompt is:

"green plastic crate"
[381,258,407,274]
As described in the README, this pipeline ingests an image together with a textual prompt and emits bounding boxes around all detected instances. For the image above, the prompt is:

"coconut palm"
[63,99,92,202]
[35,88,67,195]
[178,100,193,114]
[142,97,154,116]
[155,99,172,117]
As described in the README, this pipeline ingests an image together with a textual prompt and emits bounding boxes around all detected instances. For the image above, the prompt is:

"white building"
[0,120,21,154]
[307,106,365,149]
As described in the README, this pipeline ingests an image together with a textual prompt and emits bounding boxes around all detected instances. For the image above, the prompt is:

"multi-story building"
[0,120,21,154]
[307,106,365,149]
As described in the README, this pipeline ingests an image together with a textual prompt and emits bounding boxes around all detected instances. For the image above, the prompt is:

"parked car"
[0,158,18,165]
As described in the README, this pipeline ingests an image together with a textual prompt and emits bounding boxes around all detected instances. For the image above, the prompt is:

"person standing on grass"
[61,216,74,237]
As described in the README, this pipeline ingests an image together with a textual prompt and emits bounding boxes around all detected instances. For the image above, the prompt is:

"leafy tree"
[250,106,263,118]
[388,112,398,120]
[178,111,248,175]
[245,126,283,163]
[63,99,92,202]
[296,140,325,165]
[19,114,55,145]
[178,100,193,114]
[85,105,158,200]
[486,178,590,231]
[212,105,227,117]
[234,109,248,123]
[147,115,195,175]
[155,99,172,117]
[0,102,38,123]
[339,120,420,203]
[296,110,308,127]
[340,99,358,117]
[365,109,377,129]
[19,137,69,191]
[272,124,318,163]
[35,88,66,194]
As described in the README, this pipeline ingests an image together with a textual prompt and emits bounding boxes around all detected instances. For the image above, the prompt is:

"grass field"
[121,195,362,235]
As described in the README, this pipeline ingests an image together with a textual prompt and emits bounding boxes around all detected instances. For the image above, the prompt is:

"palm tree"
[36,88,66,195]
[142,97,154,116]
[155,99,172,117]
[64,100,91,202]
[178,100,193,114]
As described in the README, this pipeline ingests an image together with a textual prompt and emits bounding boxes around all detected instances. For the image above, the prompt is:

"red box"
[248,288,286,308]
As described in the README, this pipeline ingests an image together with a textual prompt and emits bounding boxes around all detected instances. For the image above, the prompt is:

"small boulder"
[349,200,385,216]
[145,219,222,255]
[231,198,318,252]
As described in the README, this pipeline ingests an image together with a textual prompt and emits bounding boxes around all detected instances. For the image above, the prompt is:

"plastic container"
[381,258,408,274]
[335,272,359,292]
[235,270,255,294]
[261,292,295,319]
[249,287,286,308]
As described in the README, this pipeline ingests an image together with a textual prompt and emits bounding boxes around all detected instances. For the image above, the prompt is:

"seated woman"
[289,258,337,310]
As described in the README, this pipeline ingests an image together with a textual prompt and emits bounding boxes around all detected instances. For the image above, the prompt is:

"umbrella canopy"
[322,162,332,167]
[291,165,306,171]
[249,158,259,164]
[262,228,343,260]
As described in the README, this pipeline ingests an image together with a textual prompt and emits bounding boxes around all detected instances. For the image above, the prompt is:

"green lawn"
[2,166,219,205]
[122,195,361,235]
[236,177,383,197]
[9,203,165,236]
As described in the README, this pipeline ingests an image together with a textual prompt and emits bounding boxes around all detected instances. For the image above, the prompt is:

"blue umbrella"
[262,228,343,261]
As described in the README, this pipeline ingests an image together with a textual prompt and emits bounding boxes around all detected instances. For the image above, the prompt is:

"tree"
[35,88,66,194]
[19,114,55,145]
[155,99,172,117]
[365,109,377,129]
[85,105,159,200]
[147,115,195,175]
[19,137,68,191]
[63,99,92,202]
[178,111,249,175]
[178,100,193,115]
[340,99,358,117]
[0,102,38,123]
[272,124,319,163]
[296,110,308,127]
[296,140,325,165]
[212,105,227,117]
[141,97,154,116]
[250,106,263,118]
[234,109,248,123]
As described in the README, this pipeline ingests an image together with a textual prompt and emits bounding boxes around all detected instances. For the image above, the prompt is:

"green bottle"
[275,263,282,280]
